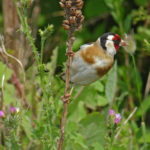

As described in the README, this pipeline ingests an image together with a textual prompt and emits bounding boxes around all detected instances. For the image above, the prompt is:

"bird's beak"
[119,40,127,46]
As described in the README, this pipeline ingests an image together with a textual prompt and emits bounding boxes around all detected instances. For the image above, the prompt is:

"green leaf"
[22,115,33,140]
[68,101,86,122]
[91,142,104,150]
[136,95,150,117]
[0,62,12,83]
[79,112,106,146]
[105,61,117,103]
[124,14,132,32]
[69,81,106,112]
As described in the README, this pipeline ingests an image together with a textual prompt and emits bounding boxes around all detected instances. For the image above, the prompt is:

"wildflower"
[109,109,115,116]
[10,107,16,113]
[115,113,121,124]
[123,33,136,55]
[10,107,20,114]
[0,110,4,118]
[16,107,20,113]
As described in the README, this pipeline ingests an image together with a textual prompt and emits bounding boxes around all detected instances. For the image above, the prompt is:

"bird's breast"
[95,60,114,77]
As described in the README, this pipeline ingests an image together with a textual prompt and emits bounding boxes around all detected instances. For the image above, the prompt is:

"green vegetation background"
[0,0,150,149]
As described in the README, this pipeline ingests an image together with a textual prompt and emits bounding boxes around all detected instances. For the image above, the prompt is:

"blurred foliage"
[0,0,150,149]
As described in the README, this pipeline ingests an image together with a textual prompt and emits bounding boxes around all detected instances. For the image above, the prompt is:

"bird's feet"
[61,93,71,103]
[65,51,75,57]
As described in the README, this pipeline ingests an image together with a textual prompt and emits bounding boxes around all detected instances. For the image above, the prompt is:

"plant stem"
[142,121,147,150]
[131,55,141,102]
[58,32,75,150]
[40,38,45,64]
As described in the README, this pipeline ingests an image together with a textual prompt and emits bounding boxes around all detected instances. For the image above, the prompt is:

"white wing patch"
[80,43,92,50]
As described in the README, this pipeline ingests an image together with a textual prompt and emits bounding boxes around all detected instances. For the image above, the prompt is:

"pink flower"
[10,107,16,113]
[109,109,115,116]
[0,110,4,118]
[115,113,121,124]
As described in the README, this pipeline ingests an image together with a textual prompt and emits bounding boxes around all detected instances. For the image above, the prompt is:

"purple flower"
[109,109,115,116]
[0,110,4,118]
[115,113,121,124]
[10,107,16,113]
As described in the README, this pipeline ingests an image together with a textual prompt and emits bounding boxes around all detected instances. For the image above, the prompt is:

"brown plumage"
[67,32,126,85]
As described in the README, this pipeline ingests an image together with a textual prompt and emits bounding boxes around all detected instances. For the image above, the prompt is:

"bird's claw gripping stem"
[61,94,71,103]
[65,51,75,57]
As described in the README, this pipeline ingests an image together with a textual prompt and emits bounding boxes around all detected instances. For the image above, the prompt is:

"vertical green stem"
[131,55,141,100]
[142,122,147,150]
[40,38,45,64]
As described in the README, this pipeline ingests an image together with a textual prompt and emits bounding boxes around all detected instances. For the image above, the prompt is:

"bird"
[68,32,126,86]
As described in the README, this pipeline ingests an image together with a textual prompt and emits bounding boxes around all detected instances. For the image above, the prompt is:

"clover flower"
[115,113,121,124]
[109,109,115,116]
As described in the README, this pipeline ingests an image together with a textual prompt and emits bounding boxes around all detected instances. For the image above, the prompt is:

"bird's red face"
[100,32,127,54]
[112,34,121,51]
[112,34,127,51]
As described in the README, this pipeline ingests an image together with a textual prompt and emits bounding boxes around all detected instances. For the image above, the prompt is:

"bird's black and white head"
[99,32,126,57]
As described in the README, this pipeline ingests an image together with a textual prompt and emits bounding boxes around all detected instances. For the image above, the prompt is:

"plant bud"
[65,1,72,8]
[70,7,76,15]
[75,0,82,3]
[75,10,82,18]
[77,25,82,31]
[80,15,84,23]
[61,0,65,3]
[76,1,84,9]
[63,20,69,25]
[62,24,70,30]
[59,2,65,8]
[69,16,76,24]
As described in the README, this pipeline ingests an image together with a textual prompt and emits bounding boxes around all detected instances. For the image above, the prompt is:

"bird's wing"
[79,43,93,50]
[70,52,99,85]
